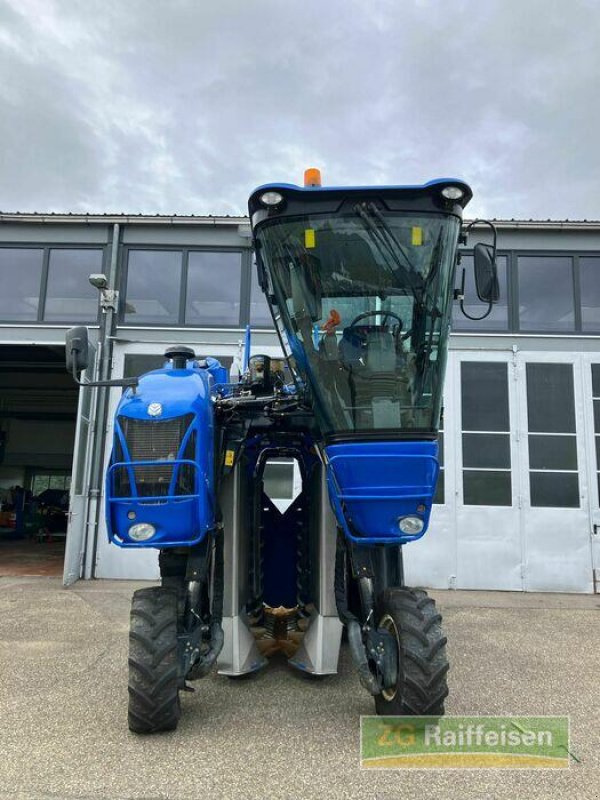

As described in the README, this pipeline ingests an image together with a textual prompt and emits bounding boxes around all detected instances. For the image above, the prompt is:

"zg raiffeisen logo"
[360,716,570,769]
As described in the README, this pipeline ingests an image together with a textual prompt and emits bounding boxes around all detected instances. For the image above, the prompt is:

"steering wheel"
[348,309,403,329]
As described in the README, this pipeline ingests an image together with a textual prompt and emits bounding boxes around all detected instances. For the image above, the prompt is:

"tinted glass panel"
[530,472,579,508]
[526,363,575,433]
[186,252,242,326]
[463,471,511,506]
[580,258,600,332]
[437,431,444,465]
[528,435,577,471]
[125,250,182,324]
[44,249,103,322]
[594,400,600,433]
[518,256,574,332]
[592,364,600,399]
[463,433,510,469]
[0,248,43,321]
[433,470,444,504]
[461,362,509,431]
[453,255,508,330]
[250,263,274,327]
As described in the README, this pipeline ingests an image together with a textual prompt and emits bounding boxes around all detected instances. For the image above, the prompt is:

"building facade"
[0,213,599,592]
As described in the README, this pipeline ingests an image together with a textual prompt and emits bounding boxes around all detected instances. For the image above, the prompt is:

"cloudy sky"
[0,0,598,219]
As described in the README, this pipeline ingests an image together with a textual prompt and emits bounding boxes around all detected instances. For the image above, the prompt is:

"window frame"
[0,243,107,325]
[119,244,251,329]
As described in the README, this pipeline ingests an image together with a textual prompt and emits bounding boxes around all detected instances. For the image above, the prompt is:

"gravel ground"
[0,577,598,800]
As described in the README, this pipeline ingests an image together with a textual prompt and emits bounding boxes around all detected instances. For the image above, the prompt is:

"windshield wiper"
[353,203,424,304]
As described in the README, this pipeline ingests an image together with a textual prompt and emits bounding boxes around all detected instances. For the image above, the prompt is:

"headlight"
[260,191,284,207]
[441,186,464,201]
[398,516,424,535]
[128,522,156,541]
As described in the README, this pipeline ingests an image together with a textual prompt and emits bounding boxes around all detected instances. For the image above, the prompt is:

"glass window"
[530,473,579,508]
[526,363,575,433]
[124,250,182,325]
[463,471,511,506]
[461,361,511,506]
[44,249,103,322]
[250,263,273,327]
[518,256,574,332]
[526,362,578,508]
[0,248,43,321]
[453,255,509,331]
[580,257,600,332]
[461,362,509,431]
[185,251,242,326]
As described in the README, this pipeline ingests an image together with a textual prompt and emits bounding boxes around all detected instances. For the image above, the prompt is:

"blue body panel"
[106,363,216,549]
[251,177,471,197]
[324,441,439,545]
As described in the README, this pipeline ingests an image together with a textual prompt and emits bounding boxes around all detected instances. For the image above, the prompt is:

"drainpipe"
[83,223,120,578]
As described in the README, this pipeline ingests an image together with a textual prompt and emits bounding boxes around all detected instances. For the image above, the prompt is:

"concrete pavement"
[0,577,598,799]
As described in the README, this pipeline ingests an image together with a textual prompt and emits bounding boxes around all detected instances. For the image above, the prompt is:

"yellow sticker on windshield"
[412,226,423,246]
[305,229,316,248]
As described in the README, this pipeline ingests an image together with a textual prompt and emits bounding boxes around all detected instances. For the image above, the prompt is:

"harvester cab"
[66,170,498,733]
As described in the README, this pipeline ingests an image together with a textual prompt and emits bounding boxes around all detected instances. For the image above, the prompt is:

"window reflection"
[0,248,44,321]
[44,249,103,322]
[518,256,574,332]
[124,250,182,325]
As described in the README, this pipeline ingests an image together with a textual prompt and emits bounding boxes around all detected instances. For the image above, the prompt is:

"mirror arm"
[462,218,498,260]
[70,359,138,393]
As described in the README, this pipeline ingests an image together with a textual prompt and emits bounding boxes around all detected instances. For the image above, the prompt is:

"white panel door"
[454,352,523,590]
[580,356,600,592]
[403,351,457,589]
[517,354,592,593]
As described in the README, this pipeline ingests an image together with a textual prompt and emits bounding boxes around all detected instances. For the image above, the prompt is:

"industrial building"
[0,212,598,592]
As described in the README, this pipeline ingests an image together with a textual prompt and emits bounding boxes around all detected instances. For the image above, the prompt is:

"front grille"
[114,414,195,498]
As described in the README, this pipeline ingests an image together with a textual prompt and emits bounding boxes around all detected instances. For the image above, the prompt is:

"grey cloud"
[0,0,598,218]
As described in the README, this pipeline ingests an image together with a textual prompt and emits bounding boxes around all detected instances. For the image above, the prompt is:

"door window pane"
[580,258,600,332]
[250,264,273,327]
[530,472,579,508]
[453,255,509,330]
[463,471,512,506]
[461,361,512,505]
[526,363,575,433]
[528,435,577,471]
[0,248,43,321]
[463,433,510,469]
[526,362,578,507]
[125,250,182,324]
[518,256,574,332]
[461,362,509,431]
[44,249,103,322]
[185,252,242,326]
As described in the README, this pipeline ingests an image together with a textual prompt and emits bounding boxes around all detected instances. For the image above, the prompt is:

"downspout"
[83,223,120,578]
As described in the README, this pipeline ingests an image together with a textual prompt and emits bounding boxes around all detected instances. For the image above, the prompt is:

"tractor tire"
[374,587,448,716]
[127,587,181,734]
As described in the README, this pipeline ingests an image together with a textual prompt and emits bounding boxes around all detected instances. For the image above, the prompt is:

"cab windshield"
[256,207,460,436]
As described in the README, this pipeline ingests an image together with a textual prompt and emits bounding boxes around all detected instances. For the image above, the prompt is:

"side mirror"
[473,243,499,303]
[65,326,89,375]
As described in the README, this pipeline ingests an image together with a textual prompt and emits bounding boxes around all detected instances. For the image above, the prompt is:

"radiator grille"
[114,414,195,498]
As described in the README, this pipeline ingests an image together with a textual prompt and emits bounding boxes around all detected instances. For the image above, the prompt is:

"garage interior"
[0,345,77,577]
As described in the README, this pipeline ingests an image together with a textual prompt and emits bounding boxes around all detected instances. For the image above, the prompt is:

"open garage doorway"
[0,344,78,577]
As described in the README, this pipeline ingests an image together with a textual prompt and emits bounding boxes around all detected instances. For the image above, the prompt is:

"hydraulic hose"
[188,531,224,679]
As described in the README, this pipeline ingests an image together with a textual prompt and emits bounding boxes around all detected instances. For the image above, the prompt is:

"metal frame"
[0,242,108,325]
[119,244,251,329]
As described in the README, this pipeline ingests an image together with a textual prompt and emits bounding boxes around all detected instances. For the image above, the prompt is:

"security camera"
[89,273,108,290]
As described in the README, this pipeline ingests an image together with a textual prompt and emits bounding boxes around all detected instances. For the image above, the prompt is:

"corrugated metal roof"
[0,212,599,230]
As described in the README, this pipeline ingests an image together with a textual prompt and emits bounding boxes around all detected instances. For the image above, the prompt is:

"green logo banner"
[361,716,570,769]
